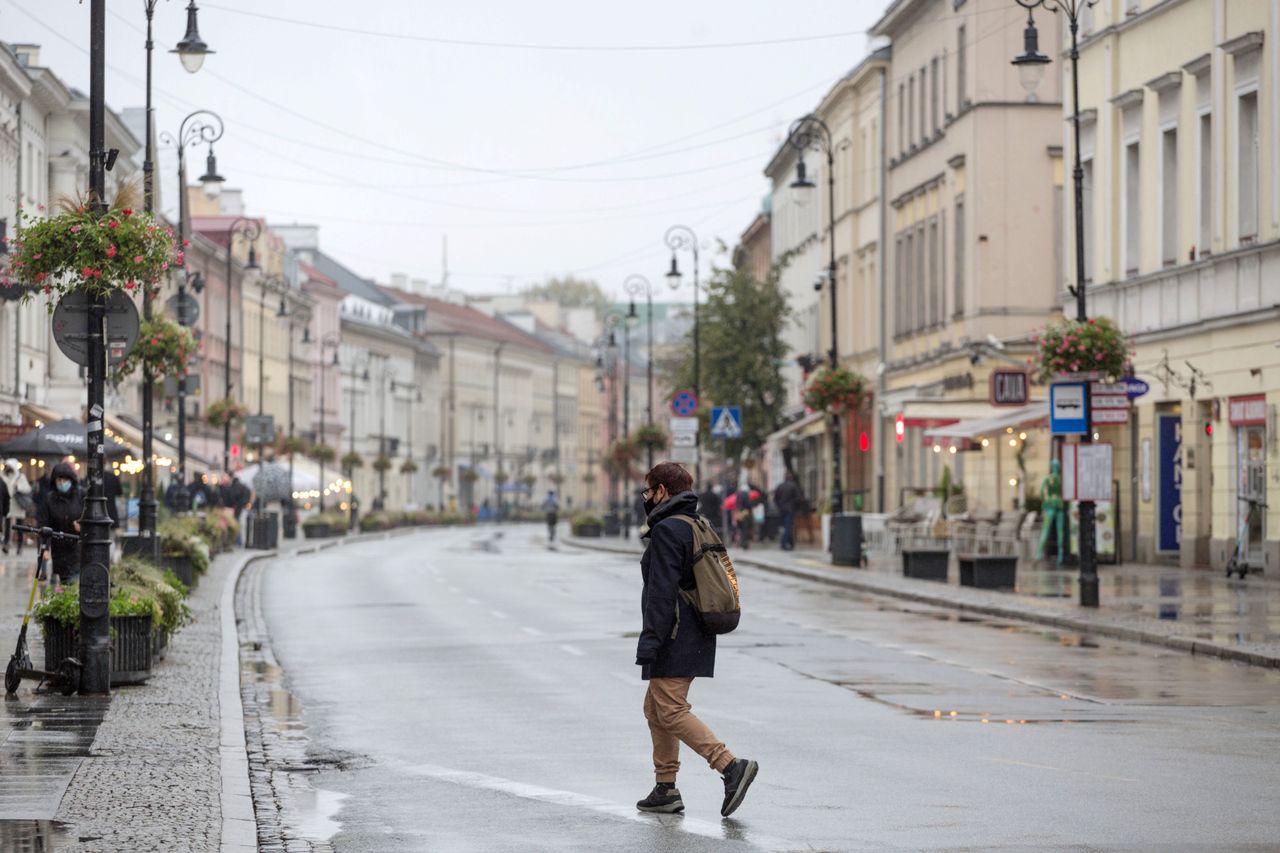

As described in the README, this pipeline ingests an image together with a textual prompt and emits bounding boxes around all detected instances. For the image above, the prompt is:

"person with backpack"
[541,490,559,541]
[634,461,758,818]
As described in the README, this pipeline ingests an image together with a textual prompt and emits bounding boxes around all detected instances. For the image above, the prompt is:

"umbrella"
[0,418,129,459]
[235,463,317,500]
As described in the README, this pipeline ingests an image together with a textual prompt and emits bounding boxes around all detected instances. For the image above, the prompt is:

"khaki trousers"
[643,677,734,783]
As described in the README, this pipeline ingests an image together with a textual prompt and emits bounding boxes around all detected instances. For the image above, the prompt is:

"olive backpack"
[670,514,741,634]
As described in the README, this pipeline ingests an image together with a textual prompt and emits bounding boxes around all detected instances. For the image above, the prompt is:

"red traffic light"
[1204,422,1213,438]
[895,413,905,444]
[859,430,870,452]
[230,443,241,458]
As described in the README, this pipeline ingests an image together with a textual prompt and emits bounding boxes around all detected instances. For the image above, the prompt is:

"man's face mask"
[56,479,72,494]
[642,485,663,516]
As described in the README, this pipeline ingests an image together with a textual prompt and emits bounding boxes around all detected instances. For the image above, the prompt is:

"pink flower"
[133,255,144,264]
[176,251,185,266]
[106,244,117,258]
[33,253,42,260]
[70,224,82,233]
[107,220,119,230]
[161,261,169,271]
[182,239,190,248]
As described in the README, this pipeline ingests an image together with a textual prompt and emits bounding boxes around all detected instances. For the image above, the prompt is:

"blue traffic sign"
[1050,383,1089,435]
[710,406,743,439]
[670,389,698,417]
[1125,378,1150,400]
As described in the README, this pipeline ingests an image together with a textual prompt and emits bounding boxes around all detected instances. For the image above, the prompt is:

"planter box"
[159,554,195,589]
[603,513,621,537]
[902,548,950,582]
[573,523,603,538]
[43,614,154,686]
[302,523,332,539]
[958,555,1018,590]
[830,514,864,567]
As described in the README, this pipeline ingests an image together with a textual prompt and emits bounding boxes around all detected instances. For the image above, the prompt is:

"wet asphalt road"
[258,526,1280,852]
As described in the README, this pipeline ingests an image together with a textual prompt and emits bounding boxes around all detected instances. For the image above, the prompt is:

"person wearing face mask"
[36,461,83,583]
[634,461,758,818]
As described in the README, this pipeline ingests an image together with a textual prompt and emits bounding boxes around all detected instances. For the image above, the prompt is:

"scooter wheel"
[5,657,21,695]
[56,658,81,696]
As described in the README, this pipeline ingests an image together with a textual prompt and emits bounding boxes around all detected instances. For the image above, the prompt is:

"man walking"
[541,489,559,542]
[772,472,804,551]
[635,461,758,817]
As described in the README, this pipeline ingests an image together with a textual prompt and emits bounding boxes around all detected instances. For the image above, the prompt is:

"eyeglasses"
[642,486,656,500]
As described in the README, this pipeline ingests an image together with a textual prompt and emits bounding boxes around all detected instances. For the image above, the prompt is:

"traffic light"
[859,431,870,452]
[1204,421,1213,438]
[230,443,241,458]
[895,413,905,444]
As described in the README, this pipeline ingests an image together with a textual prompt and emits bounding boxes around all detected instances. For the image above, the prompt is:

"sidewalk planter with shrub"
[302,511,348,539]
[570,514,604,538]
[36,584,159,686]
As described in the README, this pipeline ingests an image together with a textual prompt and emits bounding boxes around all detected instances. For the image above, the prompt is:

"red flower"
[121,208,133,217]
[176,251,185,266]
[107,244,118,258]
[182,239,190,248]
[107,220,119,230]
[151,337,160,345]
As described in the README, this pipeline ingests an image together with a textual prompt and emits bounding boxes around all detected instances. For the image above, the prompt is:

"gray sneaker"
[637,784,684,814]
[720,759,758,817]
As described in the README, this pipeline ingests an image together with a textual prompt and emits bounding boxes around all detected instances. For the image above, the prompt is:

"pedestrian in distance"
[697,482,722,536]
[634,461,758,818]
[772,472,804,552]
[35,461,82,583]
[0,459,29,554]
[541,490,559,541]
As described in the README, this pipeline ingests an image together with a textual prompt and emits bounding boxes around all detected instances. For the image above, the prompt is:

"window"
[1161,127,1178,265]
[898,83,906,155]
[920,66,928,142]
[1238,90,1259,242]
[956,26,967,109]
[928,217,940,325]
[1124,140,1140,275]
[1197,112,1212,257]
[1081,157,1094,282]
[908,76,916,147]
[904,230,915,333]
[930,57,940,134]
[895,234,907,335]
[915,221,927,330]
[954,197,965,316]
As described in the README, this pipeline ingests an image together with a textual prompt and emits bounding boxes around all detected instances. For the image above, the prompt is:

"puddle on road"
[243,656,353,846]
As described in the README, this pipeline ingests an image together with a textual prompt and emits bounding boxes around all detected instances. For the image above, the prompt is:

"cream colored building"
[1068,0,1280,568]
[866,0,1065,516]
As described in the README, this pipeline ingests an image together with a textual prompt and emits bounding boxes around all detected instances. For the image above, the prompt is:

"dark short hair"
[646,462,692,495]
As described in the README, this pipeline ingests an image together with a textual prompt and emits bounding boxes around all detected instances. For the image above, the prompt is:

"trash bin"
[830,514,863,567]
[603,511,621,537]
[248,512,279,550]
[282,510,298,540]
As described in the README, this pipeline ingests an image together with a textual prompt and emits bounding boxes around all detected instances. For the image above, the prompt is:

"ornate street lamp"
[664,225,700,484]
[624,274,655,470]
[1012,0,1100,607]
[222,218,259,472]
[171,1,215,74]
[318,335,340,510]
[787,112,844,516]
[159,109,224,512]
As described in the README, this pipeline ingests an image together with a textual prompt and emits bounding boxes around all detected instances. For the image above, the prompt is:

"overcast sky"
[3,0,883,299]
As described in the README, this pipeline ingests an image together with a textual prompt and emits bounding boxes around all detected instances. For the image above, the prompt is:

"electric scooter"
[1226,496,1268,579]
[4,524,83,696]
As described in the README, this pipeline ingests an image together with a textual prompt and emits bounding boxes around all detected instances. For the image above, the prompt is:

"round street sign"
[51,290,141,368]
[670,389,698,417]
[1125,378,1150,400]
[167,292,201,326]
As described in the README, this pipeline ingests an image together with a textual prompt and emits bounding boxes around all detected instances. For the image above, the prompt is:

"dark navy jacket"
[637,490,716,680]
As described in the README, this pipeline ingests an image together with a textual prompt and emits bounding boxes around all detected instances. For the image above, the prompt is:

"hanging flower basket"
[495,471,510,485]
[632,423,669,452]
[114,317,196,381]
[372,454,392,473]
[460,468,479,484]
[803,366,869,414]
[431,465,451,481]
[308,444,336,464]
[341,451,364,471]
[519,474,537,489]
[548,472,565,486]
[1033,316,1129,381]
[280,435,307,456]
[7,195,179,303]
[399,459,419,475]
[603,438,641,478]
[205,397,248,428]
[582,471,597,485]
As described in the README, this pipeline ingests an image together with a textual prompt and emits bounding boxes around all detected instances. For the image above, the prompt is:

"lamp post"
[624,274,655,470]
[318,334,339,511]
[787,113,844,517]
[276,297,301,515]
[1012,0,1100,607]
[222,218,259,472]
[346,360,370,528]
[139,0,209,554]
[376,360,396,511]
[492,342,506,516]
[607,310,636,538]
[664,225,700,485]
[159,109,224,512]
[390,380,422,506]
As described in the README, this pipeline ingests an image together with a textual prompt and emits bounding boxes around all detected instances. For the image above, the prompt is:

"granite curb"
[564,536,1280,670]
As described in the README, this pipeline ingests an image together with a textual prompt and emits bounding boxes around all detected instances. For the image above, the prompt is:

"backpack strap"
[670,515,728,559]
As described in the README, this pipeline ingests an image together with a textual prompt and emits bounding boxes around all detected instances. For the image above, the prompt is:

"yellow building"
[1069,0,1280,568]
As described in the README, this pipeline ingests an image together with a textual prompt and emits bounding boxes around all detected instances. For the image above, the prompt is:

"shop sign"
[989,369,1029,407]
[1157,414,1182,553]
[1228,394,1267,426]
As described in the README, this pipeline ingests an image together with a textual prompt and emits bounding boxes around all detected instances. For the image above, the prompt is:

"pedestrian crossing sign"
[710,406,743,439]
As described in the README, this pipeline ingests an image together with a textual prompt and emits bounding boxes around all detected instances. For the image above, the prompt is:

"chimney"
[410,277,429,295]
[11,45,40,67]
[390,272,409,292]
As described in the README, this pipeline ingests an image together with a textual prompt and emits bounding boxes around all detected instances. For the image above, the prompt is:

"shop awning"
[924,402,1049,440]
[765,411,828,446]
[897,399,1005,428]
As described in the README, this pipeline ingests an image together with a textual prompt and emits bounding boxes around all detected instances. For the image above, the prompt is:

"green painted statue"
[1035,458,1067,565]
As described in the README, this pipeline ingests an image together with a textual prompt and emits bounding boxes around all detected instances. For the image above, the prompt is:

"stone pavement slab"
[566,535,1280,669]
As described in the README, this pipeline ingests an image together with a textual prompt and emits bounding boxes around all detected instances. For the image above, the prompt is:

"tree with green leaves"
[521,276,610,317]
[660,257,792,456]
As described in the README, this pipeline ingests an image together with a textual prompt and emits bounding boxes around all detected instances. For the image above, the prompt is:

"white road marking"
[558,644,585,657]
[521,627,543,636]
[465,597,480,605]
[490,609,508,619]
[392,761,795,850]
[695,706,763,727]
